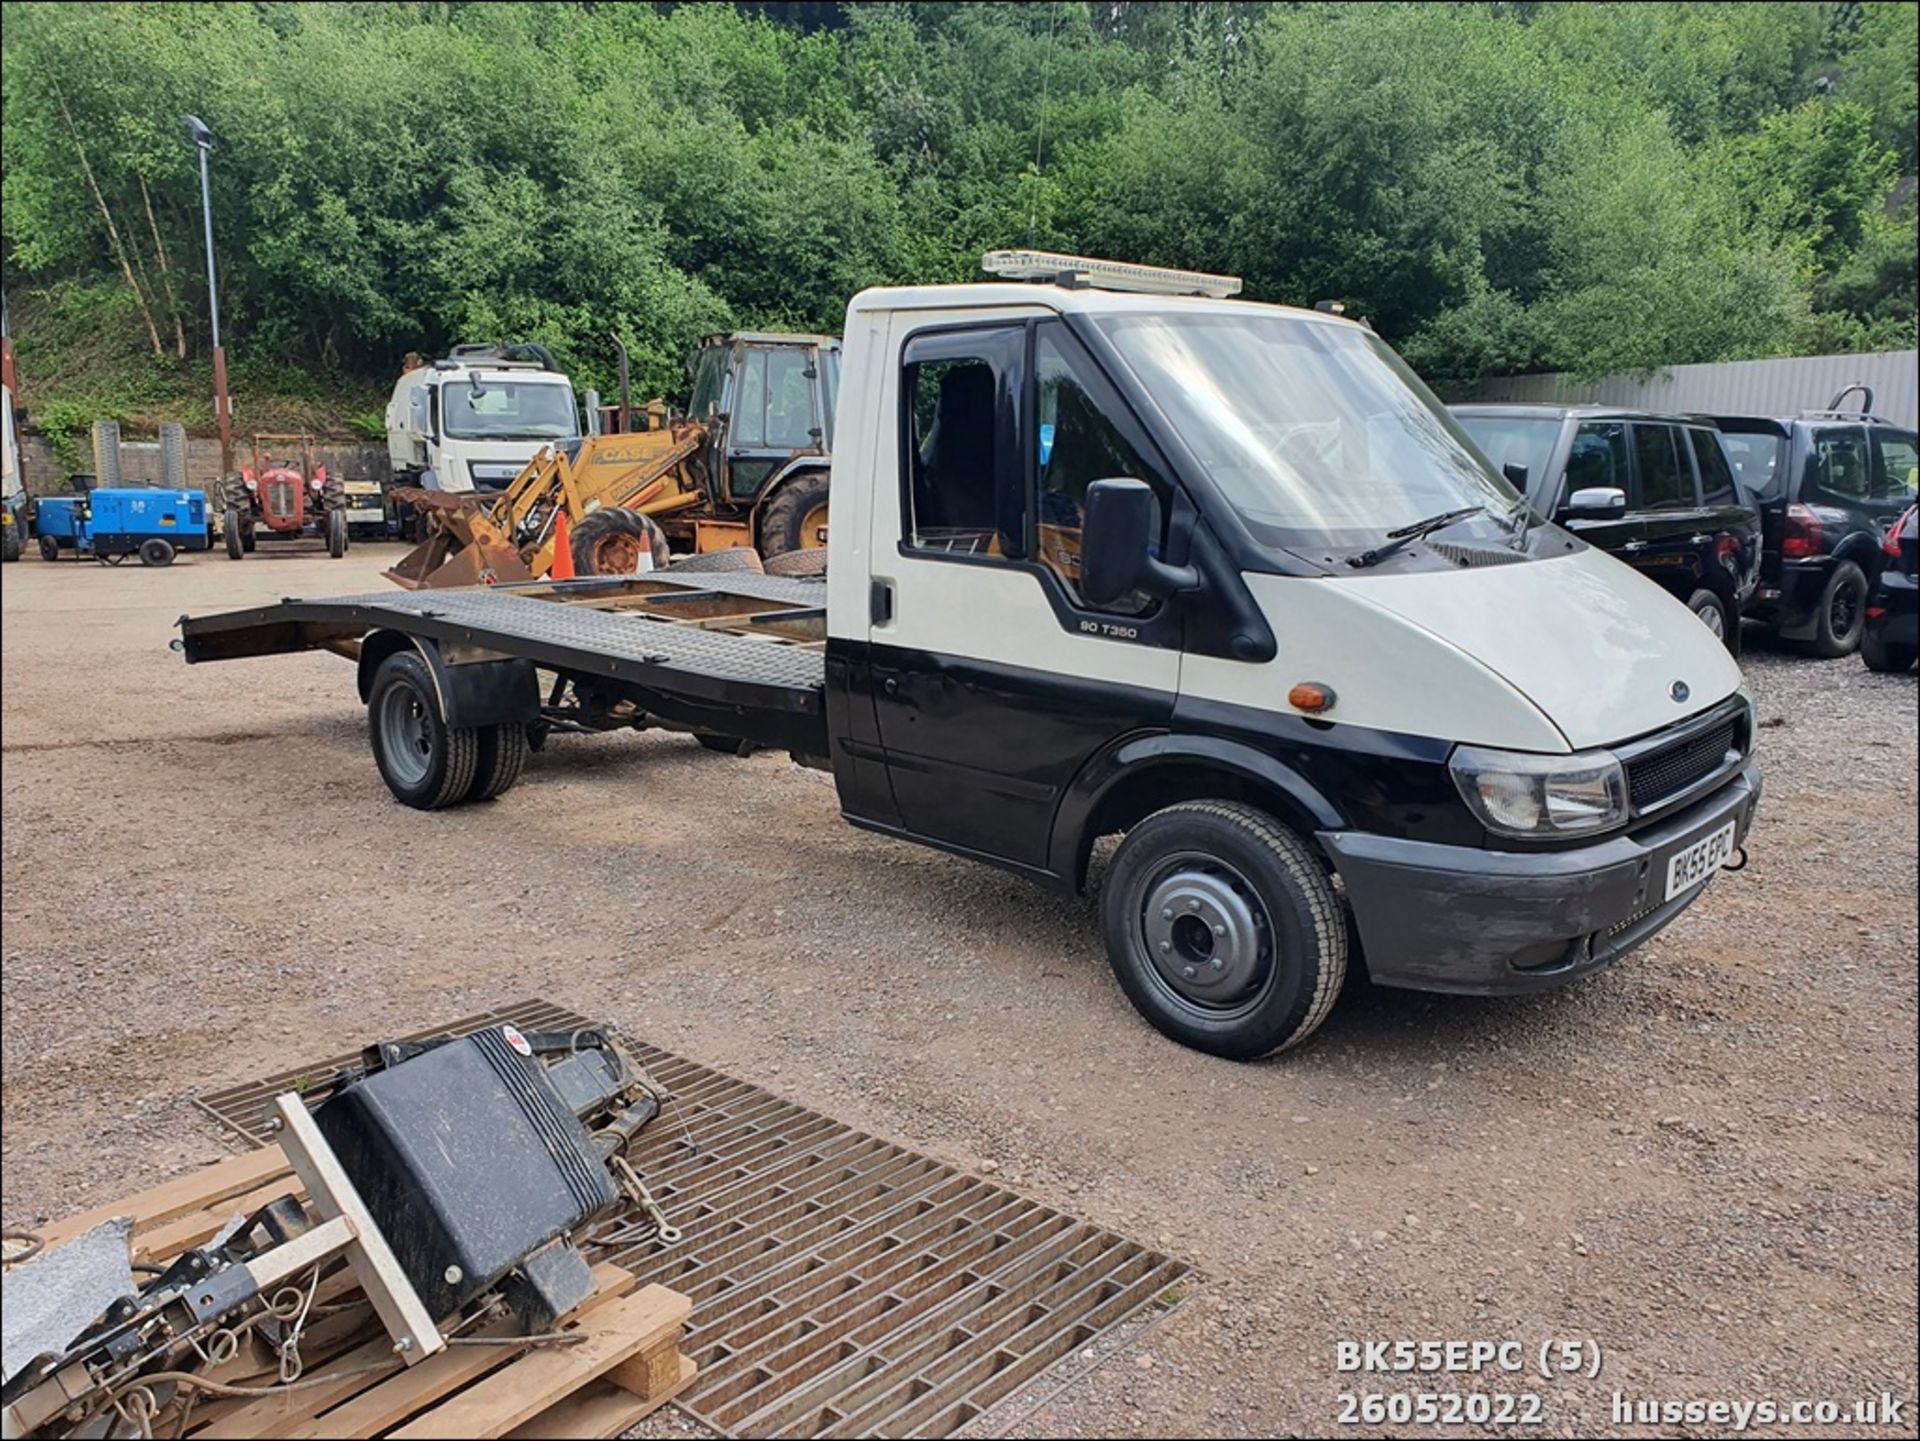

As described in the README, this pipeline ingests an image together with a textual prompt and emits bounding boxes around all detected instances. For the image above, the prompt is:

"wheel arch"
[1049,732,1346,893]
[1832,529,1885,578]
[356,630,539,728]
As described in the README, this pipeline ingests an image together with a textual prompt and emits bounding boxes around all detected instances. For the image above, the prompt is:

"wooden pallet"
[26,1148,696,1439]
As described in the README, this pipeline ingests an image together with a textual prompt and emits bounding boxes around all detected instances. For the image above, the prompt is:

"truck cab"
[386,344,580,496]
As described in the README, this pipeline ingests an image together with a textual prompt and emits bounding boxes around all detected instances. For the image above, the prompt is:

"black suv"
[1450,405,1762,654]
[1711,389,1918,657]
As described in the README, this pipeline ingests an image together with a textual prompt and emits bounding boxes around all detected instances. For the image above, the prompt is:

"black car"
[1711,389,1917,657]
[1450,404,1761,654]
[1862,503,1917,673]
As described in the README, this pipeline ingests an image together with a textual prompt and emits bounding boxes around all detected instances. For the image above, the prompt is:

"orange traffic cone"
[550,509,575,580]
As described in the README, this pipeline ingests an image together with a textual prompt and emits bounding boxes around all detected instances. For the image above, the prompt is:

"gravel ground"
[2,546,1914,1439]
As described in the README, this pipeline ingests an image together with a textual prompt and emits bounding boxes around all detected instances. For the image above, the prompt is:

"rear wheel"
[367,650,479,809]
[465,722,531,801]
[225,509,246,560]
[38,535,59,562]
[1100,801,1347,1060]
[326,507,348,558]
[570,507,670,576]
[1812,560,1868,658]
[1686,588,1738,655]
[1861,626,1917,673]
[2,528,20,563]
[759,472,830,558]
[139,537,176,568]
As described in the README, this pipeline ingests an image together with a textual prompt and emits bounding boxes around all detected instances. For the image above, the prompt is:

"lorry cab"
[386,343,580,496]
[823,251,1759,1056]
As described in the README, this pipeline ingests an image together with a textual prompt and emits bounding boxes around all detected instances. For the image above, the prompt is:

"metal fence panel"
[1468,350,1918,429]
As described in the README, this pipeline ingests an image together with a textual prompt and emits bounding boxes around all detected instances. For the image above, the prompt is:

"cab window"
[900,326,1024,560]
[1034,322,1169,607]
[1632,423,1695,509]
[1872,430,1918,500]
[1688,429,1739,506]
[1810,427,1871,501]
[1562,421,1629,506]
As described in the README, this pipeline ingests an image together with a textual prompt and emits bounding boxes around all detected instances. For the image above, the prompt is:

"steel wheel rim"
[379,683,435,786]
[1136,851,1276,1018]
[1831,576,1861,637]
[800,502,830,549]
[591,532,645,574]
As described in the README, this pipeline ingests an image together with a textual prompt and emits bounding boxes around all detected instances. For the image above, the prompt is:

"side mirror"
[408,387,432,434]
[1562,485,1626,518]
[1081,478,1199,609]
[1502,461,1529,490]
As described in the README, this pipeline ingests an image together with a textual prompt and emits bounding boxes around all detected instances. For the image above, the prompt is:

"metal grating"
[195,1002,1192,1438]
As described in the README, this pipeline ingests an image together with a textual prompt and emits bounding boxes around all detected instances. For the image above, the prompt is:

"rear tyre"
[326,507,348,559]
[1686,588,1738,655]
[570,507,670,576]
[1101,801,1347,1060]
[758,471,830,558]
[1860,626,1917,674]
[465,722,531,801]
[139,537,176,568]
[367,650,480,810]
[668,546,764,574]
[3,529,21,563]
[225,509,246,560]
[242,524,257,554]
[38,535,60,562]
[1812,560,1868,658]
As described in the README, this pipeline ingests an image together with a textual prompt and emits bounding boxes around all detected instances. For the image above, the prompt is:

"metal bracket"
[273,1094,445,1364]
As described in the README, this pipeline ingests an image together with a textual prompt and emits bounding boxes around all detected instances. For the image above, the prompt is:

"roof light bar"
[981,249,1242,299]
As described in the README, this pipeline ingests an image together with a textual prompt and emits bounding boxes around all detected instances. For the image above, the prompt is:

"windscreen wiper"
[1347,506,1485,568]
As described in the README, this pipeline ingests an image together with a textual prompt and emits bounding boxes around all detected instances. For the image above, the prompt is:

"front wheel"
[225,509,246,560]
[1100,801,1347,1059]
[38,535,60,562]
[570,506,670,576]
[1812,560,1868,658]
[367,650,479,809]
[326,507,348,558]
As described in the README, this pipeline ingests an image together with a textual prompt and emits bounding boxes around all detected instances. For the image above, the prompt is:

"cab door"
[725,344,824,502]
[1626,421,1713,600]
[866,314,1183,872]
[1553,419,1639,553]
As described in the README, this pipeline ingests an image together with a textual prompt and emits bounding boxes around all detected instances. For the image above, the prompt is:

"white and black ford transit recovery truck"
[179,252,1761,1060]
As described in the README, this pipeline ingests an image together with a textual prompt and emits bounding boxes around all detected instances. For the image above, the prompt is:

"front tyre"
[1101,801,1346,1060]
[225,509,246,560]
[1812,560,1868,658]
[326,507,348,558]
[367,650,479,809]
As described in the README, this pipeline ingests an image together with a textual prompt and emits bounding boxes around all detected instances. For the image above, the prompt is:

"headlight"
[1449,745,1627,837]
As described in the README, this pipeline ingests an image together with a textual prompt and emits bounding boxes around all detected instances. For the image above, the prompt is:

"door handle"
[870,579,894,625]
[1621,540,1646,551]
[882,677,898,696]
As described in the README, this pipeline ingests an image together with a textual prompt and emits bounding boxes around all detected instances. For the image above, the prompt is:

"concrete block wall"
[17,434,388,497]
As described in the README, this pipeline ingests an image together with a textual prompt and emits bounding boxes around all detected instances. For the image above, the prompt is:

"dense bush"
[2,1,1912,408]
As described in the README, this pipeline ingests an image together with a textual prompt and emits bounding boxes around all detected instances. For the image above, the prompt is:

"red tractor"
[224,433,348,559]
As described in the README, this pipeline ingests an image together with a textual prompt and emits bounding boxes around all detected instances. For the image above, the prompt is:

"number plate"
[1664,820,1737,901]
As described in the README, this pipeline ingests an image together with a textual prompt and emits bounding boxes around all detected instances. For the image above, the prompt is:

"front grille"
[265,478,297,520]
[1626,720,1736,812]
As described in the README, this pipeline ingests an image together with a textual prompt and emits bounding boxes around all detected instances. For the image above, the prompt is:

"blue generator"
[36,486,211,567]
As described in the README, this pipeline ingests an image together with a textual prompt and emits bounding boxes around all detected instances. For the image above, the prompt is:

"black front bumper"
[1319,767,1761,996]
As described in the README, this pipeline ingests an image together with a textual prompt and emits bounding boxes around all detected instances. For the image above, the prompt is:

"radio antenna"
[1027,5,1061,247]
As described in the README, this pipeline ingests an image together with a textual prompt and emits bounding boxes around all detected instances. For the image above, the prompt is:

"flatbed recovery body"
[180,571,831,760]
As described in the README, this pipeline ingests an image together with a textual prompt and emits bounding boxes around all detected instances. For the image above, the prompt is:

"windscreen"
[442,380,579,441]
[1718,431,1789,502]
[1453,414,1560,506]
[1095,312,1521,553]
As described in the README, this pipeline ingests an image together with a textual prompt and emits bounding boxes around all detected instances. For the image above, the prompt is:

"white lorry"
[184,252,1760,1060]
[384,343,581,496]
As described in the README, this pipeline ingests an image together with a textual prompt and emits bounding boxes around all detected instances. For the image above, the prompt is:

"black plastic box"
[314,1026,619,1320]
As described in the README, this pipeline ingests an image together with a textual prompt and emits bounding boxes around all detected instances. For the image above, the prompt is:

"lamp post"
[184,114,232,481]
